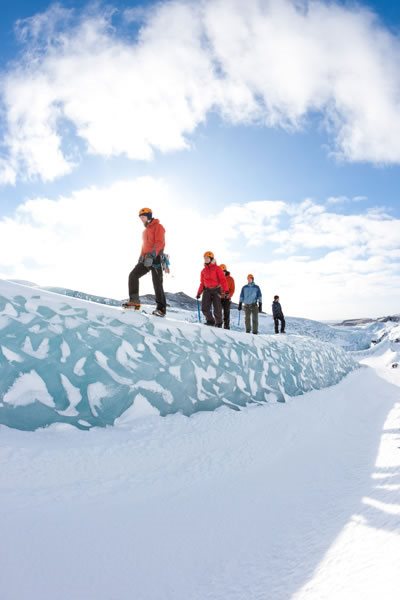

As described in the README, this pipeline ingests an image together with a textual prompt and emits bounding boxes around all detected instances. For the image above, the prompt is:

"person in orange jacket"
[123,208,167,316]
[196,251,228,327]
[219,264,235,329]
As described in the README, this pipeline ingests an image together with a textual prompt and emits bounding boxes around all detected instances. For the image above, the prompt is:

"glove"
[143,253,153,268]
[238,302,242,311]
[196,294,201,300]
[258,303,262,313]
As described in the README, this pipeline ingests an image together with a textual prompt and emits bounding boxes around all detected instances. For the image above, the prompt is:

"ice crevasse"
[0,281,358,431]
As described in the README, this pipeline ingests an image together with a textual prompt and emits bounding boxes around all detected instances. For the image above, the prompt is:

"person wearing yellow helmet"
[238,274,262,334]
[122,208,167,316]
[196,252,228,327]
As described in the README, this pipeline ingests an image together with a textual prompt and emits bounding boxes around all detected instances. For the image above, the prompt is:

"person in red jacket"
[219,264,235,329]
[196,251,228,327]
[123,208,167,316]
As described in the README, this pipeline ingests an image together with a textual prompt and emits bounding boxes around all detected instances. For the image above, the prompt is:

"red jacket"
[197,263,228,296]
[141,219,165,256]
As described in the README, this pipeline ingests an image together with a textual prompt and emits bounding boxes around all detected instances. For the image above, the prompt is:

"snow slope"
[1,354,399,599]
[0,279,357,430]
[1,280,399,599]
[8,278,379,350]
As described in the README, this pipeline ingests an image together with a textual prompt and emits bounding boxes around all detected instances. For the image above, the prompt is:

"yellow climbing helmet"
[138,207,152,217]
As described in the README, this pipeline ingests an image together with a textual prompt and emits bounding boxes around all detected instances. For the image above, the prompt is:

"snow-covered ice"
[0,279,399,599]
[0,280,357,430]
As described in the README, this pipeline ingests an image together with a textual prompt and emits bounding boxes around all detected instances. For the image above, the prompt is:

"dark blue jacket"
[272,300,284,319]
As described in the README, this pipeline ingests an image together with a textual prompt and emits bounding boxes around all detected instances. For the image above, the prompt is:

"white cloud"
[0,177,399,319]
[326,195,367,205]
[2,0,400,183]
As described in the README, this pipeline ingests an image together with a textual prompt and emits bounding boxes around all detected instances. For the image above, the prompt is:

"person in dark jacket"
[272,295,285,333]
[238,274,262,334]
[219,264,235,329]
[196,251,228,327]
[122,208,167,316]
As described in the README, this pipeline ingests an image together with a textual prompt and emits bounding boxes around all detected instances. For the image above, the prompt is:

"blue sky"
[0,0,399,319]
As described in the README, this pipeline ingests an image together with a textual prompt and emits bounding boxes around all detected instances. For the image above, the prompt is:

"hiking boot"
[205,320,215,326]
[122,300,141,310]
[152,308,166,317]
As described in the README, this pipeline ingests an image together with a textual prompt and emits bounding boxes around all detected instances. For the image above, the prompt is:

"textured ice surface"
[0,280,359,430]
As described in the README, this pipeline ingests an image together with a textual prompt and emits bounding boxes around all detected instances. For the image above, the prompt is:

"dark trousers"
[245,304,259,334]
[221,298,231,329]
[274,316,285,333]
[202,287,222,326]
[128,261,166,312]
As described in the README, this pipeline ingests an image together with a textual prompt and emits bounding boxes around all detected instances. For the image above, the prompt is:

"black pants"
[202,287,222,326]
[274,316,285,333]
[221,298,231,329]
[128,261,166,312]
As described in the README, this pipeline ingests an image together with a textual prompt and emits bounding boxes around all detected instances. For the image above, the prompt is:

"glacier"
[0,280,359,431]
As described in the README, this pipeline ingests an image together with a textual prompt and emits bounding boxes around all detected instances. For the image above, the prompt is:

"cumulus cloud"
[1,0,400,183]
[0,177,399,319]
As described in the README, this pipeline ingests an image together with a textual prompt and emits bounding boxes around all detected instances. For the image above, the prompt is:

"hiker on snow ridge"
[123,208,167,317]
[272,295,286,334]
[238,274,262,334]
[219,264,235,330]
[196,251,228,327]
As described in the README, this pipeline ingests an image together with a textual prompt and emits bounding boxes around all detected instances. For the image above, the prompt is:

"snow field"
[1,362,399,599]
[1,279,399,598]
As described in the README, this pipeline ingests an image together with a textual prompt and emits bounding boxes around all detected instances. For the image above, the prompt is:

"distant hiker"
[272,295,285,334]
[196,251,228,327]
[238,274,262,334]
[219,264,235,329]
[123,208,167,317]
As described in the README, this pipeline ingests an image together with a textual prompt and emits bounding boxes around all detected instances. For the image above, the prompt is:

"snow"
[0,278,399,599]
[0,279,357,431]
[2,370,55,408]
[1,363,399,599]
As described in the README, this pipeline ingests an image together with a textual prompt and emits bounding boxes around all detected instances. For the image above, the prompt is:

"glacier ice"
[0,281,359,431]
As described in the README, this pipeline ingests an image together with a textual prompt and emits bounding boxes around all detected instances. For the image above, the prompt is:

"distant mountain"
[140,291,197,311]
[42,287,208,311]
[43,287,121,306]
[336,315,400,326]
[140,291,239,311]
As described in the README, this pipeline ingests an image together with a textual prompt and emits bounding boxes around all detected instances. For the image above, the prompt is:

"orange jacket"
[197,263,228,296]
[141,219,165,256]
[225,273,235,299]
